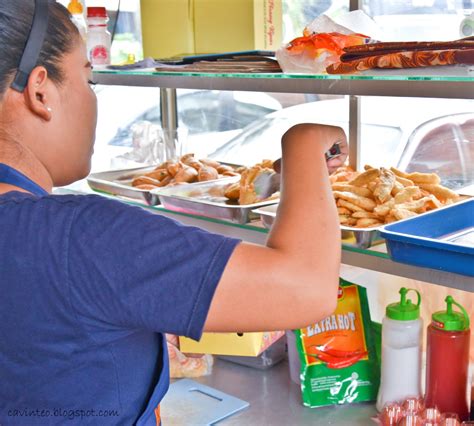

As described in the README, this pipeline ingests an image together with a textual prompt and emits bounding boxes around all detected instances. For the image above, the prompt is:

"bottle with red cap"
[425,295,471,421]
[86,6,111,66]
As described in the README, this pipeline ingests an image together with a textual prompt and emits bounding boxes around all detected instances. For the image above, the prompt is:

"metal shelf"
[93,69,474,99]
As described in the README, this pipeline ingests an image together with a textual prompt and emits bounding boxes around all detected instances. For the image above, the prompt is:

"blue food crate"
[380,199,474,277]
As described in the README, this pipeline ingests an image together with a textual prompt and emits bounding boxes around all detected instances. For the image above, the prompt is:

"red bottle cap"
[87,7,107,18]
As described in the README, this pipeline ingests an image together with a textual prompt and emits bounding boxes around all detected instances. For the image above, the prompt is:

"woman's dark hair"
[0,0,79,96]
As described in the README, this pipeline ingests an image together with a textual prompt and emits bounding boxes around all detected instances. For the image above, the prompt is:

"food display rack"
[91,68,474,293]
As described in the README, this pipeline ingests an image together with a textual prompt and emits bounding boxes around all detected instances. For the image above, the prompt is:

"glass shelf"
[93,67,474,99]
[54,185,472,292]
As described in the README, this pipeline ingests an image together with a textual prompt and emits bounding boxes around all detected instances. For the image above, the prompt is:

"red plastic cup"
[402,397,425,414]
[440,413,461,426]
[381,403,404,426]
[422,407,442,423]
[397,413,423,426]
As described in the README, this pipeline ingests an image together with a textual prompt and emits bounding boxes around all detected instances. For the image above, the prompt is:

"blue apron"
[0,162,170,425]
[136,334,170,426]
[0,163,48,196]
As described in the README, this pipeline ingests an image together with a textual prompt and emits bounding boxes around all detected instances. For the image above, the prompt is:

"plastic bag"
[166,334,213,379]
[114,122,188,167]
[276,12,375,74]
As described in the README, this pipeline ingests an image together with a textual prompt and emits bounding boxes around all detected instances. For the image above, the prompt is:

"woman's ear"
[24,66,54,121]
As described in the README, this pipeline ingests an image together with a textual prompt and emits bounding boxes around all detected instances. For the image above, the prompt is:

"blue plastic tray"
[380,199,474,277]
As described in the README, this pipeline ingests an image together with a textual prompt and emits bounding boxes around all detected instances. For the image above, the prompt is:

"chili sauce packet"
[295,278,380,407]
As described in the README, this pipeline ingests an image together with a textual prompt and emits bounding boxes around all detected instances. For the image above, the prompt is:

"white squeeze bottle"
[376,287,423,411]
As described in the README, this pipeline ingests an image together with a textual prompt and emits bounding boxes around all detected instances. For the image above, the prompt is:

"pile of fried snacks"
[131,154,241,190]
[330,165,459,228]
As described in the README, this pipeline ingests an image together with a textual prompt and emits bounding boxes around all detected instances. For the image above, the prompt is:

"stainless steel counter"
[183,358,377,425]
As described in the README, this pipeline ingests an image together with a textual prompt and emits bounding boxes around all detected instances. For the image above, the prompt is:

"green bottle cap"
[386,287,421,321]
[431,296,470,332]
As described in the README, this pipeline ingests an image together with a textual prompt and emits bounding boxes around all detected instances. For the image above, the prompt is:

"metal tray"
[87,163,241,206]
[87,166,161,205]
[152,177,280,224]
[253,203,384,249]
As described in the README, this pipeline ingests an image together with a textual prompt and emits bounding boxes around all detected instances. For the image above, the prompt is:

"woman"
[0,1,348,425]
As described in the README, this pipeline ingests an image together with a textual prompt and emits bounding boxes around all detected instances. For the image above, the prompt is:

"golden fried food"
[395,175,415,187]
[174,166,198,183]
[336,198,366,212]
[376,168,396,197]
[127,154,242,191]
[348,168,380,187]
[183,158,203,171]
[222,171,240,177]
[373,202,394,217]
[356,218,382,228]
[154,160,172,170]
[238,166,261,205]
[224,182,241,201]
[180,153,195,163]
[337,207,352,215]
[329,165,357,183]
[373,168,396,203]
[200,158,221,169]
[198,166,219,182]
[392,208,418,221]
[132,176,162,187]
[331,184,374,198]
[216,165,234,174]
[236,166,278,205]
[256,159,274,169]
[390,167,440,185]
[333,191,377,211]
[329,164,460,228]
[339,215,358,226]
[144,169,169,181]
[351,211,381,219]
[393,186,423,204]
[391,181,404,196]
[419,184,459,202]
[339,214,351,224]
[384,215,397,224]
[167,162,183,177]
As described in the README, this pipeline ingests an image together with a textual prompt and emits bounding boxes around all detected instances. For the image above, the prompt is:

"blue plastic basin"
[380,199,474,277]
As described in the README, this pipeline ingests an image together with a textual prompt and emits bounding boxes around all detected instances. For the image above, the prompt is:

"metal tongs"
[252,143,342,201]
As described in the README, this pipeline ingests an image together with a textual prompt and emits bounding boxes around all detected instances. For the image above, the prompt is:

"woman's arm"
[205,124,347,332]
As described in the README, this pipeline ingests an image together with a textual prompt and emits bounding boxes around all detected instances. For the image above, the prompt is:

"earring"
[46,107,52,112]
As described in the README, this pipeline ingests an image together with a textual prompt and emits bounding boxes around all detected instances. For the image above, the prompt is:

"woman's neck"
[0,141,53,194]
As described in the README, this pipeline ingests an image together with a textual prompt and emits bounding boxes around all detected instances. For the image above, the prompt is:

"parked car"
[209,96,474,190]
[90,86,282,171]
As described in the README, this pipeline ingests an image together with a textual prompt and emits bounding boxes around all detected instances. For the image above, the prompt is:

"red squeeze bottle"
[425,296,471,421]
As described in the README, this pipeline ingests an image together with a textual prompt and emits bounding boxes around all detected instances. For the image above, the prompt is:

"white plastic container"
[376,288,423,411]
[86,7,111,66]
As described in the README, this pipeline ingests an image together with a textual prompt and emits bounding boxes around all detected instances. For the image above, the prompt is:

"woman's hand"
[273,123,348,175]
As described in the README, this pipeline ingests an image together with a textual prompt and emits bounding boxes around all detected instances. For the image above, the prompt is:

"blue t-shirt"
[0,192,240,425]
